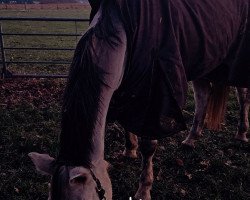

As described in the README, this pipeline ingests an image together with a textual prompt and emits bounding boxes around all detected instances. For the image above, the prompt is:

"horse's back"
[115,0,250,93]
[162,0,250,85]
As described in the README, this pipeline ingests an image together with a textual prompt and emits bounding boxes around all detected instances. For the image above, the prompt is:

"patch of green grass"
[0,105,59,200]
[0,10,90,75]
[1,80,250,200]
[0,78,63,200]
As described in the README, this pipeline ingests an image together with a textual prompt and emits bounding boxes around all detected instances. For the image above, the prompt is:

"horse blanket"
[99,0,250,139]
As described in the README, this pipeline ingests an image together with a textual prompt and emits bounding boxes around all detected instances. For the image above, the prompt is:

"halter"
[53,160,106,200]
[89,168,107,200]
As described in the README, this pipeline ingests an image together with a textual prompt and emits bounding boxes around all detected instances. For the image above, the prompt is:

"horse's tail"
[205,83,230,131]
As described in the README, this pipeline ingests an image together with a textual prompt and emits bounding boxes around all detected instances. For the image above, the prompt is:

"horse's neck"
[90,100,107,163]
[60,3,127,166]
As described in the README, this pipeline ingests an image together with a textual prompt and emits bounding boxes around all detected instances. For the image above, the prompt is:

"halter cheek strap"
[89,168,107,200]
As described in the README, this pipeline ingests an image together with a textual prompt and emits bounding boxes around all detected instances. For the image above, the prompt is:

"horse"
[29,0,250,199]
[88,0,250,150]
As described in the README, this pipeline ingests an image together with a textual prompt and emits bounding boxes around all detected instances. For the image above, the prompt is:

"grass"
[0,9,250,200]
[0,10,90,75]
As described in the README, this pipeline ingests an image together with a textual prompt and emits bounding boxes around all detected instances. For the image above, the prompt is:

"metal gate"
[0,17,90,79]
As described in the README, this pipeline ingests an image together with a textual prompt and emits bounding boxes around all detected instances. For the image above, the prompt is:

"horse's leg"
[182,79,211,148]
[235,87,249,142]
[123,132,139,158]
[135,138,158,200]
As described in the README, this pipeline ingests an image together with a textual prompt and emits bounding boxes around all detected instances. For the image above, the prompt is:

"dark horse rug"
[93,0,250,139]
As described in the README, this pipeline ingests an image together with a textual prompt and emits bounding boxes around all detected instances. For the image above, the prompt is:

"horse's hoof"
[234,133,249,143]
[181,139,195,148]
[122,149,138,159]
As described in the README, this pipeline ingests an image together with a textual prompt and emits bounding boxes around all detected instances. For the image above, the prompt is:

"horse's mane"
[57,0,121,168]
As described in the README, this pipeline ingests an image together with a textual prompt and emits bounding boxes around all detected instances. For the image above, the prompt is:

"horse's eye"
[70,176,87,184]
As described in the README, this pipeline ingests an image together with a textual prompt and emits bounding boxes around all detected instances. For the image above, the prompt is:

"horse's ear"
[28,152,55,176]
[69,167,89,184]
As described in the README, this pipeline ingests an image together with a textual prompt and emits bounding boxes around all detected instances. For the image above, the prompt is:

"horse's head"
[28,152,112,200]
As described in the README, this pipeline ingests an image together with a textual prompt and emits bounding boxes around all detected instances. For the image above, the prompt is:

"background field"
[0,9,90,75]
[0,9,250,200]
[0,3,89,10]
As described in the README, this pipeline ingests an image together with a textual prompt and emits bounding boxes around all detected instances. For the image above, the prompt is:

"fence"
[0,17,90,79]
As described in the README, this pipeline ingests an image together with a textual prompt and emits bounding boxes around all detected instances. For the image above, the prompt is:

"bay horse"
[29,0,250,199]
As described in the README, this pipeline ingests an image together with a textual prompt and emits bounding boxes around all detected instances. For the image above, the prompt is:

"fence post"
[0,23,6,79]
